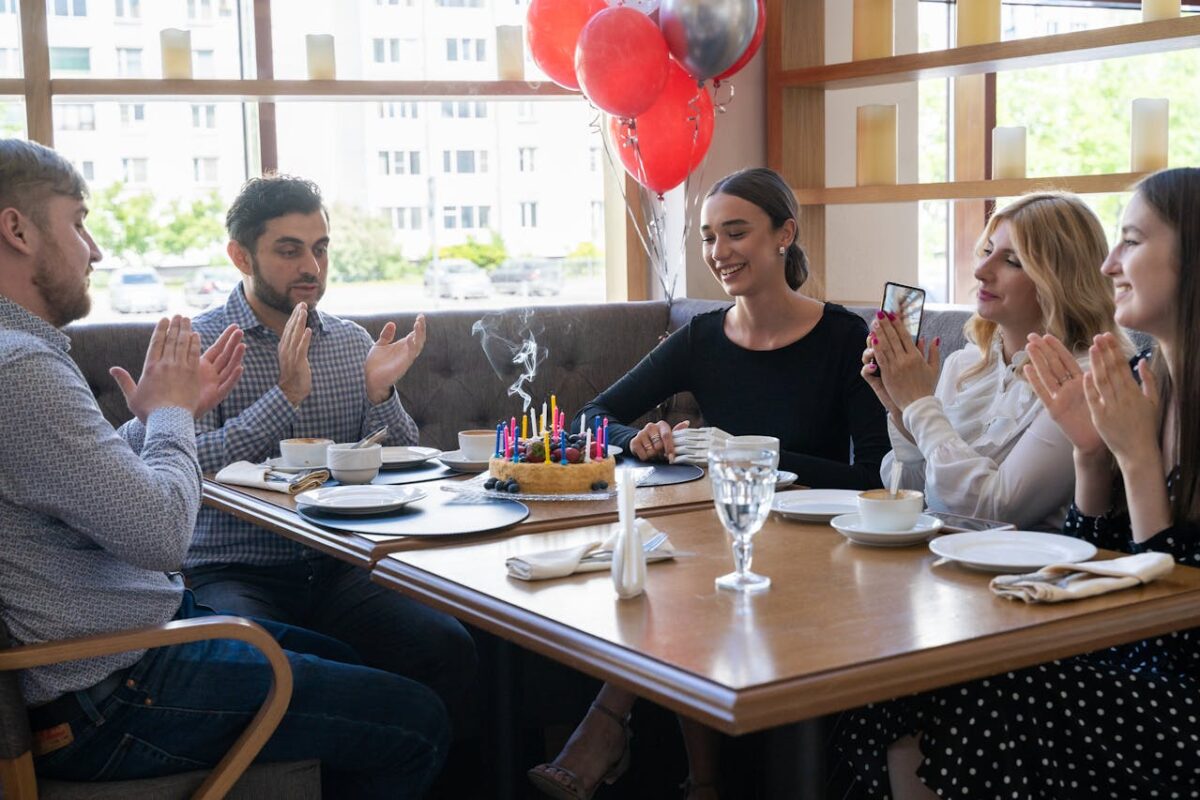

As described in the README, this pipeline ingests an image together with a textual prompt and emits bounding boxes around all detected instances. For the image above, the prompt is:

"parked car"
[490,258,564,297]
[423,259,493,300]
[109,268,169,314]
[184,267,240,308]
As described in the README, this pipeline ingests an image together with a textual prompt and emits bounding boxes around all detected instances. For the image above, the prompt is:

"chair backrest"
[0,617,33,760]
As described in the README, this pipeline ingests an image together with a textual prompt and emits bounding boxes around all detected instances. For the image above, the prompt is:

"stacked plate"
[295,485,426,516]
[830,513,943,547]
[381,446,441,469]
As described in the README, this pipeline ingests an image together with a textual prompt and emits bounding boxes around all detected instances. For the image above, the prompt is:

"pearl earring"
[778,245,786,256]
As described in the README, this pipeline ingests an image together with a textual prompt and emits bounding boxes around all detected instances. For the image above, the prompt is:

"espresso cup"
[279,437,333,468]
[857,488,924,531]
[458,429,496,461]
[327,443,383,485]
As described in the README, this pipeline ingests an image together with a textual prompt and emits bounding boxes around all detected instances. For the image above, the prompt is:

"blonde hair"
[959,191,1127,385]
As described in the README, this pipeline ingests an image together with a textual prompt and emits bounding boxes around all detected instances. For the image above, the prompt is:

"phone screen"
[881,282,926,342]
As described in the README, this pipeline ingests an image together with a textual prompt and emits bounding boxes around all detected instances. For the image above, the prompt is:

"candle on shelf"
[852,0,893,61]
[496,25,524,80]
[1131,98,1169,172]
[1142,0,1181,21]
[856,104,898,187]
[305,34,336,80]
[160,29,192,79]
[991,126,1027,180]
[956,0,1000,47]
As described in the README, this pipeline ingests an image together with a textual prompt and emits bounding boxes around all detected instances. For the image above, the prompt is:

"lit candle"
[160,29,192,79]
[856,104,898,186]
[956,0,1000,47]
[1143,0,1181,21]
[306,34,336,80]
[496,25,524,81]
[853,0,893,61]
[1131,98,1169,172]
[991,126,1027,180]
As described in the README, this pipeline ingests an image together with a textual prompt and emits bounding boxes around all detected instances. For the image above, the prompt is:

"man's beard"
[250,253,324,315]
[31,244,91,328]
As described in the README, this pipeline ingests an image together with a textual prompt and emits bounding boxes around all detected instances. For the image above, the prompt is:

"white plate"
[381,446,442,467]
[772,489,861,522]
[294,485,426,515]
[831,513,943,547]
[928,530,1098,573]
[775,470,799,489]
[266,456,326,473]
[437,450,491,472]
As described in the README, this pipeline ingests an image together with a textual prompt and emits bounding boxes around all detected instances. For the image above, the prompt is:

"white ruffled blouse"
[882,335,1077,530]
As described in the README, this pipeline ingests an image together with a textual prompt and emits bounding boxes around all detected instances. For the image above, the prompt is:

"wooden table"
[371,508,1200,736]
[202,473,716,568]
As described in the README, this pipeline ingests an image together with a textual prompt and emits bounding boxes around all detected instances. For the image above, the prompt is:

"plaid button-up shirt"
[184,285,419,567]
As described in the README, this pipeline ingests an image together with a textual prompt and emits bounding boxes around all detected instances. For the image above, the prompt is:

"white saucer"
[775,470,799,489]
[831,513,943,547]
[437,450,491,472]
[772,489,860,522]
[929,530,1098,573]
[381,446,442,468]
[266,456,326,473]
[295,485,426,515]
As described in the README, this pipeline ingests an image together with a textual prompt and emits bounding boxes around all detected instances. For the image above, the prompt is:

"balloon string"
[713,81,735,113]
[678,85,712,301]
[623,119,674,304]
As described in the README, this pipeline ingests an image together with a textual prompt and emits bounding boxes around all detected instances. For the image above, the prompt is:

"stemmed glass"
[708,445,778,593]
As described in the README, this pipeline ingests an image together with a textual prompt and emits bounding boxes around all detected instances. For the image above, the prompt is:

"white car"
[423,260,493,300]
[109,268,169,314]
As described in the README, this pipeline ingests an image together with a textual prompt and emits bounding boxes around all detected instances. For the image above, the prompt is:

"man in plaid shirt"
[184,175,475,707]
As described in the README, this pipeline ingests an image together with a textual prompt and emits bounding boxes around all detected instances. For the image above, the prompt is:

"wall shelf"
[780,16,1200,90]
[793,171,1150,205]
[48,78,577,101]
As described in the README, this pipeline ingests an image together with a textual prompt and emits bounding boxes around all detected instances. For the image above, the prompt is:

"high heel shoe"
[527,702,633,800]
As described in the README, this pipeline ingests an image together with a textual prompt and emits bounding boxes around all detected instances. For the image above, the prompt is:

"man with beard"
[0,140,449,797]
[180,175,476,710]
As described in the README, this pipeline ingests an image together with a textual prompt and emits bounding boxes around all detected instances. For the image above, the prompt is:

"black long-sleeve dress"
[832,466,1200,799]
[579,304,889,490]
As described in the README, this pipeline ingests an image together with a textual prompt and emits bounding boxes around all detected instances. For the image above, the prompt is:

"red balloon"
[576,7,669,119]
[714,0,765,83]
[609,62,714,196]
[526,0,606,90]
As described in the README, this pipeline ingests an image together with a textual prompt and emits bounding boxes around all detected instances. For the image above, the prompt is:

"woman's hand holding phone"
[868,312,941,411]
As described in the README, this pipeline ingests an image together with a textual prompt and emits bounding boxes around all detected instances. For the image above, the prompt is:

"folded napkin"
[990,552,1174,604]
[506,519,675,581]
[669,426,730,465]
[215,461,330,495]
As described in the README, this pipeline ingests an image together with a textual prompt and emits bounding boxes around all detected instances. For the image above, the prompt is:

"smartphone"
[926,510,1015,533]
[881,281,926,343]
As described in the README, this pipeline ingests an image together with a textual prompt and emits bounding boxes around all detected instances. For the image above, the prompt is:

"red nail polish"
[876,310,885,319]
[887,311,896,321]
[934,337,941,346]
[871,334,878,345]
[867,363,877,372]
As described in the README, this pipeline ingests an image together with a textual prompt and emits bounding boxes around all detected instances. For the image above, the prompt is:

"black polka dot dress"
[831,468,1200,799]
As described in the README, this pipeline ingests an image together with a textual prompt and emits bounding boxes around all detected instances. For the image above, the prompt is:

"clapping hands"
[365,314,427,405]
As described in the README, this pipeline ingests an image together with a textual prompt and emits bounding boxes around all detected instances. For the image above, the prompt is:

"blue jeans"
[185,554,476,708]
[34,593,448,799]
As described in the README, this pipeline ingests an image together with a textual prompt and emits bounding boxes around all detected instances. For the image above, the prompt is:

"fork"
[583,531,668,562]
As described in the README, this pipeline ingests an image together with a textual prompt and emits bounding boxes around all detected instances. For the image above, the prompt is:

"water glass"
[708,446,778,593]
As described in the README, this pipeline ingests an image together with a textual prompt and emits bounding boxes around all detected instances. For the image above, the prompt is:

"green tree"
[160,191,225,259]
[87,183,161,265]
[439,231,507,271]
[327,203,411,283]
[567,241,602,260]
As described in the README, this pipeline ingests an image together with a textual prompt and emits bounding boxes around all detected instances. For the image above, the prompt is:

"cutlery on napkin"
[506,520,674,581]
[989,552,1174,604]
[216,461,330,495]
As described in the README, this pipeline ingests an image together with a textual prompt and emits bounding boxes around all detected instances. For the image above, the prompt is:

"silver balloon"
[659,0,757,82]
[605,0,661,14]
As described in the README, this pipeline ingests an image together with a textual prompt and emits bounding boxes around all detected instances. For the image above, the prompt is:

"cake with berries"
[488,435,615,495]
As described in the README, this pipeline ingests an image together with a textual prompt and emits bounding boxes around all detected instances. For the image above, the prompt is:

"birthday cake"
[487,414,615,494]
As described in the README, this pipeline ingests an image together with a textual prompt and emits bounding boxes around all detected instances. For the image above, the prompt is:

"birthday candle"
[543,430,550,463]
[522,416,528,441]
[578,412,585,436]
[560,429,567,465]
[550,395,557,435]
[584,428,592,462]
[494,423,503,457]
[603,417,609,457]
[504,427,510,460]
[530,408,538,438]
[541,402,547,435]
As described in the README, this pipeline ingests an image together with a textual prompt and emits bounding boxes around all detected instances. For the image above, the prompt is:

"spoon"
[889,460,903,498]
[352,425,388,449]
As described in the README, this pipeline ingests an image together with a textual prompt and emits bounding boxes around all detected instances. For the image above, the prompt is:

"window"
[119,103,145,128]
[442,149,487,174]
[56,104,95,131]
[0,0,15,12]
[378,101,418,118]
[192,156,218,182]
[445,38,486,62]
[520,201,538,228]
[373,38,401,63]
[116,47,142,77]
[518,147,535,172]
[187,0,213,21]
[441,205,489,230]
[516,101,535,121]
[191,103,216,128]
[0,48,19,77]
[49,47,90,72]
[121,157,148,183]
[53,0,87,17]
[193,49,215,78]
[79,160,94,180]
[379,150,421,176]
[589,146,600,172]
[114,0,140,18]
[391,207,422,230]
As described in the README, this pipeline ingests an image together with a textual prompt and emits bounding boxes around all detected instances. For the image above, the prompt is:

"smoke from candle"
[471,309,550,412]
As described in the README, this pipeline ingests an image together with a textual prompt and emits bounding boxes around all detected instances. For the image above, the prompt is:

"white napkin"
[990,552,1174,604]
[506,519,675,581]
[215,461,330,495]
[668,426,730,465]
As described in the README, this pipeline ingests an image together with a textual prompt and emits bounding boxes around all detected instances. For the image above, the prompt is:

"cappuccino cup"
[857,488,924,531]
[279,437,332,468]
[458,429,496,461]
[328,443,382,485]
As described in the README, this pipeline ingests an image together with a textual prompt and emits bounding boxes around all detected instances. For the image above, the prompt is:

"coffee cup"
[857,488,924,531]
[328,443,382,485]
[458,429,496,461]
[279,437,332,468]
[728,435,780,458]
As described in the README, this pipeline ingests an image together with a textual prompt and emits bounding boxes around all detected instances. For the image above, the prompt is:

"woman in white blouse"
[863,192,1128,530]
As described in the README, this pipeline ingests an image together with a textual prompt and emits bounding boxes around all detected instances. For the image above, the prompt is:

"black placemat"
[629,462,705,487]
[374,461,458,484]
[296,489,529,539]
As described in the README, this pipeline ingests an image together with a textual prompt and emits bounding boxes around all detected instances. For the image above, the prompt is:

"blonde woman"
[862,192,1126,529]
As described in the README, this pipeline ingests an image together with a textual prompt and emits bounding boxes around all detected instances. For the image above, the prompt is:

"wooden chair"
[0,615,315,800]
